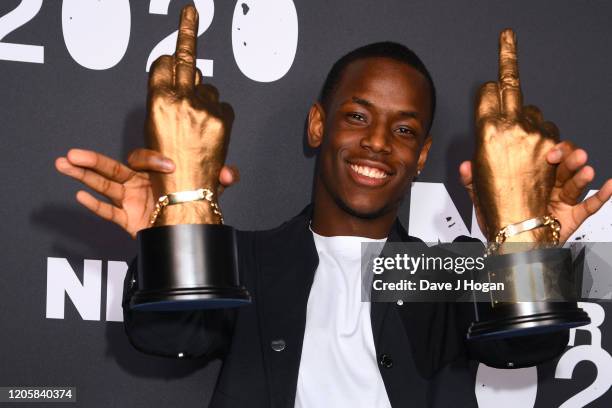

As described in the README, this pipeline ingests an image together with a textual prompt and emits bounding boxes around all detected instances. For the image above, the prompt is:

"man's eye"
[396,126,415,137]
[347,113,366,122]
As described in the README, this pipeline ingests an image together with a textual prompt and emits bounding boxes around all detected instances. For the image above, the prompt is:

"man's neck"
[310,183,397,240]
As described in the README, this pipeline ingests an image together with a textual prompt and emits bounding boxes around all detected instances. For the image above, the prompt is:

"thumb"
[218,165,240,196]
[459,160,489,238]
[459,160,474,198]
[220,165,240,186]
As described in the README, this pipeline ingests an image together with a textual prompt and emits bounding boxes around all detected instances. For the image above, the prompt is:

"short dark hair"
[318,41,436,132]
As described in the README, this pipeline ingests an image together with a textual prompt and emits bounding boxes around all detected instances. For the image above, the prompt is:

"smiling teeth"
[350,164,388,179]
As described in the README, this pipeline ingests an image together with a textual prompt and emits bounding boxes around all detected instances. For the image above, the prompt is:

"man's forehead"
[332,60,428,112]
[334,57,430,104]
[343,57,424,82]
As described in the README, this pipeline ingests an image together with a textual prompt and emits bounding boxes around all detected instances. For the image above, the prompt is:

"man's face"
[309,57,433,218]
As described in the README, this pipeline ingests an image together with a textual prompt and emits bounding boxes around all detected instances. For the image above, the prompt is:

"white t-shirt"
[294,230,391,408]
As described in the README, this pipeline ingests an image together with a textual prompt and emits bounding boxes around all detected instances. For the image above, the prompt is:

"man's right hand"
[55,148,238,239]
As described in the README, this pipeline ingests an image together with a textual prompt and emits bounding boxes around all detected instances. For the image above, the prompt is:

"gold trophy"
[467,30,588,339]
[130,5,250,311]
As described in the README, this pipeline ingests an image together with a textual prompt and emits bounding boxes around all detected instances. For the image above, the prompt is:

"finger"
[218,165,240,196]
[571,178,612,228]
[219,165,240,187]
[56,157,125,203]
[523,105,543,124]
[458,160,473,191]
[476,82,500,120]
[149,55,174,89]
[458,160,477,205]
[498,29,522,120]
[546,140,575,164]
[219,102,235,125]
[174,5,199,93]
[558,165,595,205]
[66,149,135,183]
[554,145,587,187]
[76,190,127,228]
[541,121,560,142]
[195,68,203,86]
[459,160,488,236]
[194,83,220,104]
[521,105,543,134]
[127,148,175,172]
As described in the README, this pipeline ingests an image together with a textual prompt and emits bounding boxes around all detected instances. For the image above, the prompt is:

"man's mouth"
[349,163,389,179]
[346,160,393,187]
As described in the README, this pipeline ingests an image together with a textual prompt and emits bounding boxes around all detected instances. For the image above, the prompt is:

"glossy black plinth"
[467,302,590,340]
[131,223,250,311]
[467,247,590,340]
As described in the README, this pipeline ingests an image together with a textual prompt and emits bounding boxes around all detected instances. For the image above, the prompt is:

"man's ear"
[307,103,325,148]
[417,135,433,172]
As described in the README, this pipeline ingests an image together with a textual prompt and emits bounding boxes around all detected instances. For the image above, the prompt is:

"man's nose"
[360,123,391,154]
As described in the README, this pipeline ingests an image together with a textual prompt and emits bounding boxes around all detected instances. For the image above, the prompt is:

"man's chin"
[335,197,392,220]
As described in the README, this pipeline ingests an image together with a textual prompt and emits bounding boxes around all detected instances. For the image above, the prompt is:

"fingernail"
[160,160,174,171]
[549,148,562,161]
[183,5,195,20]
[502,29,515,43]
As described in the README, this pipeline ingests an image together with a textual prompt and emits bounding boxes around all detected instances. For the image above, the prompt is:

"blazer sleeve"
[121,257,236,359]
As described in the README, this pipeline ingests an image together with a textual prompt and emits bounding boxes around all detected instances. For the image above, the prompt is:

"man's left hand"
[459,29,612,244]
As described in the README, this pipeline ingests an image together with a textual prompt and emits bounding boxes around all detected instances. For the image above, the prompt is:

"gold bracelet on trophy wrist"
[149,188,224,226]
[484,214,561,257]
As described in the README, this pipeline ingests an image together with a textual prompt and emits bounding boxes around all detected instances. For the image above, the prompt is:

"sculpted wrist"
[155,201,218,226]
[498,229,547,254]
[150,187,224,227]
[493,203,547,232]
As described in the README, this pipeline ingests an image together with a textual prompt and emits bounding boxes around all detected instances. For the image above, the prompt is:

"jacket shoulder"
[236,207,311,247]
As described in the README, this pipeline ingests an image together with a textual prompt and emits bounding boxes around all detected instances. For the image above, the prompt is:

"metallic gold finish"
[149,188,223,226]
[472,29,560,243]
[145,5,231,226]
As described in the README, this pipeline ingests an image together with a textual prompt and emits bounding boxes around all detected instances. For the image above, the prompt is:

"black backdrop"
[1,0,611,407]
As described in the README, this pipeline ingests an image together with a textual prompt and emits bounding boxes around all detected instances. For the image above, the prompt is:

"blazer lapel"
[256,208,318,408]
[370,220,413,349]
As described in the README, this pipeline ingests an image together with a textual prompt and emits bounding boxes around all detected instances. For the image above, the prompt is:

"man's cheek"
[397,157,418,175]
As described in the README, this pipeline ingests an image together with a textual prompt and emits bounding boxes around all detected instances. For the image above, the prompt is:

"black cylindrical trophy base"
[467,248,590,340]
[130,223,250,312]
[467,302,590,340]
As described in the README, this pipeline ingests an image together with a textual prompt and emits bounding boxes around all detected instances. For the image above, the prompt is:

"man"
[55,5,611,407]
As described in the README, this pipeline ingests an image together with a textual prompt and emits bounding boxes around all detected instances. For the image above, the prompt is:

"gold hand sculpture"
[462,30,611,248]
[146,5,233,226]
[55,6,239,237]
[471,29,560,244]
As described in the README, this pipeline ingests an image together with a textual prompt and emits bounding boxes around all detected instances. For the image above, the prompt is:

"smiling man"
[55,5,612,408]
[308,49,433,238]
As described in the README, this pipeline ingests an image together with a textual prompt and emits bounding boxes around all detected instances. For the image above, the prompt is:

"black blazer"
[122,206,568,407]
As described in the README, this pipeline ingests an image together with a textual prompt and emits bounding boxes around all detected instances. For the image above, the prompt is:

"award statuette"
[130,5,250,311]
[466,29,588,340]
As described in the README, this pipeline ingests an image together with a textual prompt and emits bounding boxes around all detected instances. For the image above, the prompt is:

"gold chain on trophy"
[484,214,561,257]
[149,188,224,226]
